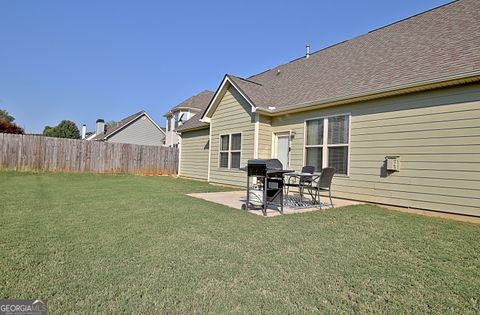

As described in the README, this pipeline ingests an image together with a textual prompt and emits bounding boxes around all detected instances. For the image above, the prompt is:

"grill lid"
[247,159,283,170]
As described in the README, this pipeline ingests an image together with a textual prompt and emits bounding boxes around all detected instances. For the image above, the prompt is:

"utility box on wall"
[386,156,400,172]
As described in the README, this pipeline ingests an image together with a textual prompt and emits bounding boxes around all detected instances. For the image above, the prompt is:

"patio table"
[284,172,320,202]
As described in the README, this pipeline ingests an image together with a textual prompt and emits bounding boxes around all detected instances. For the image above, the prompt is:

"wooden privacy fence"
[0,133,178,175]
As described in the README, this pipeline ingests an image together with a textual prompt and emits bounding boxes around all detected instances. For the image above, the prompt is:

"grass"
[0,171,479,314]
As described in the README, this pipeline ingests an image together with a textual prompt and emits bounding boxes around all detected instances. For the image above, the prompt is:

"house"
[177,0,480,217]
[164,90,214,147]
[86,110,166,146]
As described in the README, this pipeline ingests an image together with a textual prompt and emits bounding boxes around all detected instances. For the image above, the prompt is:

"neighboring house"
[164,90,214,147]
[177,0,480,217]
[86,111,166,146]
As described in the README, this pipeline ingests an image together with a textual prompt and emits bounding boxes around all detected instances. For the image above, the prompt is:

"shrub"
[0,119,24,134]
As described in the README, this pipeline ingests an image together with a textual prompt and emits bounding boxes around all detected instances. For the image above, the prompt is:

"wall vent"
[386,156,400,171]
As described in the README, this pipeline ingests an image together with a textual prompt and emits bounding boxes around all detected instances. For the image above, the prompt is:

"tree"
[0,109,15,123]
[42,120,80,139]
[0,119,24,134]
[42,126,55,137]
[0,108,23,134]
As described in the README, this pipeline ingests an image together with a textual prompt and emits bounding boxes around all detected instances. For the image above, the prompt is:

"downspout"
[177,135,182,177]
[207,124,212,182]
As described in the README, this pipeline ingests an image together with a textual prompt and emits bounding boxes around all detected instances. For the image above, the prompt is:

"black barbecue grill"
[241,159,293,216]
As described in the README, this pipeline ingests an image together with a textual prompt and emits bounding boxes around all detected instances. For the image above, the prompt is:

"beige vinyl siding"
[108,117,165,146]
[209,87,254,187]
[258,115,272,159]
[271,83,480,216]
[179,128,210,180]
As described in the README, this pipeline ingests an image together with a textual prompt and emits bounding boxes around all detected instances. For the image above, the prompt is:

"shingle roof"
[166,90,214,115]
[227,0,480,111]
[173,91,214,132]
[175,117,209,132]
[228,75,273,108]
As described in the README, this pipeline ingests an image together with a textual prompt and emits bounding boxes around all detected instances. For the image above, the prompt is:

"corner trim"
[207,123,212,182]
[177,136,182,176]
[253,113,259,159]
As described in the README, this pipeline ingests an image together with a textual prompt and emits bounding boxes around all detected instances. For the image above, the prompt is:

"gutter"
[176,124,210,134]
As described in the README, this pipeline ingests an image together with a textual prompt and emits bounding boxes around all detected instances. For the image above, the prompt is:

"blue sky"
[1,0,451,133]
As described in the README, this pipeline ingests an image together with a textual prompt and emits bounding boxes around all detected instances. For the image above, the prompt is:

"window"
[178,111,189,126]
[219,133,242,169]
[166,117,171,131]
[174,112,180,129]
[305,114,350,175]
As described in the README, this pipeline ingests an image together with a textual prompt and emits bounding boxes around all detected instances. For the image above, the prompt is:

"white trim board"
[201,75,256,122]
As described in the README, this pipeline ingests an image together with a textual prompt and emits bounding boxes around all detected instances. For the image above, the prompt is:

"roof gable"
[92,111,165,141]
[201,75,258,121]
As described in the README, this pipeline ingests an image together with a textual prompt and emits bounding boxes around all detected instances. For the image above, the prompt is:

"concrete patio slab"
[187,190,364,216]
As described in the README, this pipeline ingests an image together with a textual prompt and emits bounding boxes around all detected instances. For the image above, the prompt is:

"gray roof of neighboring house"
[172,91,214,132]
[92,110,164,140]
[218,0,480,112]
[165,90,214,116]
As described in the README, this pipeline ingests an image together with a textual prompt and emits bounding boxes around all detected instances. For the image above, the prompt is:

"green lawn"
[0,172,479,314]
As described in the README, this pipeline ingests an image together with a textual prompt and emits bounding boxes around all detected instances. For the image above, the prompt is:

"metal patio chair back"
[309,167,336,208]
[318,167,335,189]
[301,165,315,174]
[284,165,315,200]
[300,165,315,184]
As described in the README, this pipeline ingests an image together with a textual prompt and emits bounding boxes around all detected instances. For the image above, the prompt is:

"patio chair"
[284,165,315,199]
[306,167,336,208]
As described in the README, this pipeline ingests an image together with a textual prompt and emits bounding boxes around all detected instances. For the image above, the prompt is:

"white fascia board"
[226,76,257,113]
[85,133,96,140]
[144,112,167,135]
[201,75,257,121]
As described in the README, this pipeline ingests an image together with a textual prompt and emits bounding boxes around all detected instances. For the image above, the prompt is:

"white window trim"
[303,113,351,177]
[218,132,242,169]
